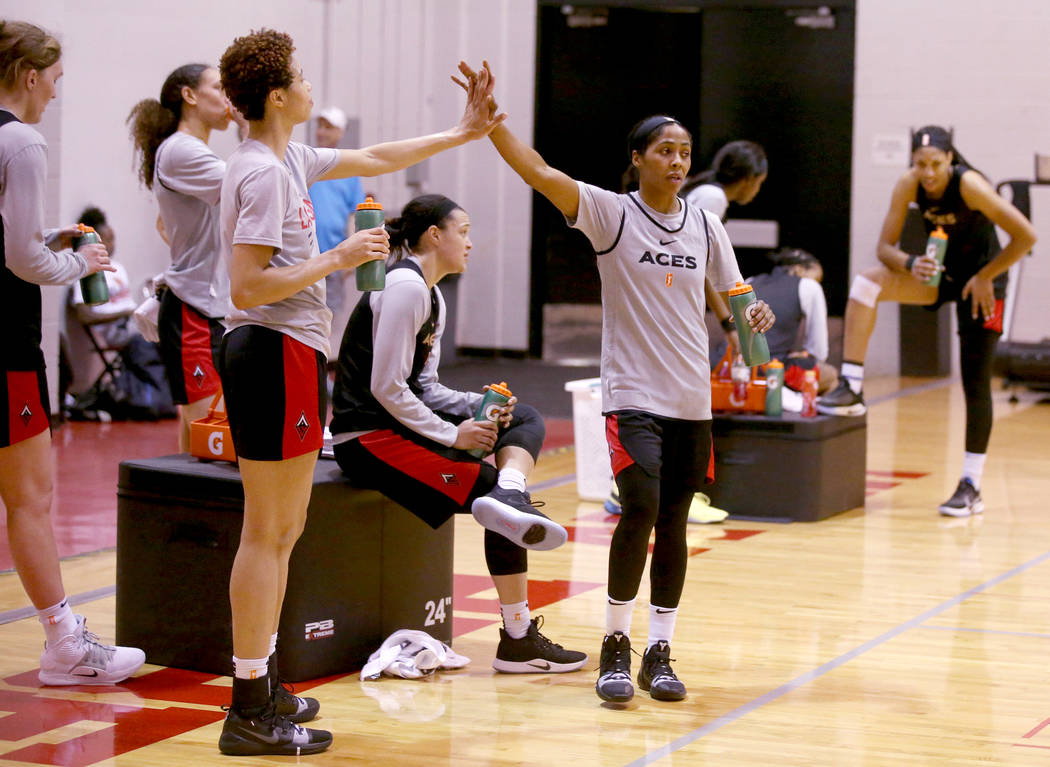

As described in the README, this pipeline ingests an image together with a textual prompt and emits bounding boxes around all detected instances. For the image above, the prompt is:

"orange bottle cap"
[76,223,95,233]
[488,381,512,397]
[728,281,753,296]
[356,195,383,211]
[766,359,784,369]
[804,370,816,379]
[931,227,948,239]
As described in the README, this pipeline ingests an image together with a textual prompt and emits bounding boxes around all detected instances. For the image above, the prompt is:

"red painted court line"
[1022,715,1050,739]
[865,480,901,491]
[866,469,928,479]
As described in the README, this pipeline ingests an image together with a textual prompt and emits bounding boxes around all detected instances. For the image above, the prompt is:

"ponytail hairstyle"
[127,63,210,190]
[768,246,822,282]
[0,20,61,90]
[385,194,463,260]
[681,140,767,197]
[621,114,691,192]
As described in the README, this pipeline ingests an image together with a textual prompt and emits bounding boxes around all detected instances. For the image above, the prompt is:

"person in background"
[748,246,838,396]
[817,125,1036,518]
[309,106,365,335]
[128,63,241,451]
[0,18,145,686]
[330,194,584,676]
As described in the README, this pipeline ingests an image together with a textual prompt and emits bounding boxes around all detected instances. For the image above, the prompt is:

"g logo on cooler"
[208,431,224,456]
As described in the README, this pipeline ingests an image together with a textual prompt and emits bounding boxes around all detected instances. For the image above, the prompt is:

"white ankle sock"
[606,596,636,637]
[233,655,269,681]
[497,468,527,493]
[500,600,530,639]
[38,598,77,644]
[648,604,678,648]
[841,362,864,394]
[961,452,986,490]
[268,633,278,657]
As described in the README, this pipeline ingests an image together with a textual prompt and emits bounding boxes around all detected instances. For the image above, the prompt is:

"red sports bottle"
[801,370,818,417]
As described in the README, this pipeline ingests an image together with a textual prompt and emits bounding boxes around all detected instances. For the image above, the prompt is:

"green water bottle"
[727,282,770,367]
[765,359,784,417]
[924,227,948,287]
[73,224,109,306]
[468,381,512,458]
[355,196,386,291]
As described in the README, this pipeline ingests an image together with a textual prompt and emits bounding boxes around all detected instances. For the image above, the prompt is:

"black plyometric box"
[116,454,453,681]
[707,413,867,522]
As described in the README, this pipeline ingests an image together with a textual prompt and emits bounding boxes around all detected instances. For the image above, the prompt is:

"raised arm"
[453,61,580,219]
[318,60,506,181]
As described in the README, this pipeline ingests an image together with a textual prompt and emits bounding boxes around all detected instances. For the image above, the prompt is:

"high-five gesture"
[452,60,506,140]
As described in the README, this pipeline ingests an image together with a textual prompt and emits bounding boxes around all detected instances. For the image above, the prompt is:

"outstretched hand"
[451,60,506,137]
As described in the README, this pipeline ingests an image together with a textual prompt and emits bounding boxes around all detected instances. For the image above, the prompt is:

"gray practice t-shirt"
[220,139,339,357]
[155,131,228,318]
[571,182,742,421]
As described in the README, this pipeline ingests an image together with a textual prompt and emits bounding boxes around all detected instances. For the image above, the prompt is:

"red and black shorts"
[218,325,326,461]
[1,366,51,448]
[158,289,224,405]
[605,410,714,491]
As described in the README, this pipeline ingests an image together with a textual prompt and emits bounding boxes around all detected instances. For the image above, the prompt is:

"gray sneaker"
[637,640,687,701]
[938,478,984,517]
[38,615,145,686]
[471,486,567,551]
[816,380,867,416]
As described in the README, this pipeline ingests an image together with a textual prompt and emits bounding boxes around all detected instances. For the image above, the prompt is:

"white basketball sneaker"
[39,615,146,686]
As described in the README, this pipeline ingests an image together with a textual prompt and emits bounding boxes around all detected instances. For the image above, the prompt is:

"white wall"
[852,0,1050,373]
[9,0,1050,400]
[2,0,535,407]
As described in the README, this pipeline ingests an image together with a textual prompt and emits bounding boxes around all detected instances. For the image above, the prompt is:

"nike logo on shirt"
[659,238,677,246]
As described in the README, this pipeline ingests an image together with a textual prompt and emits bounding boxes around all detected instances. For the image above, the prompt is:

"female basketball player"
[215,31,503,756]
[329,194,586,677]
[128,64,241,450]
[681,139,768,221]
[818,126,1036,518]
[455,62,773,704]
[0,19,145,686]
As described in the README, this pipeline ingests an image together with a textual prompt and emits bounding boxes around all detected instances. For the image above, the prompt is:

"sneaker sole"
[815,401,867,416]
[637,675,687,701]
[595,682,634,703]
[39,654,146,686]
[218,732,332,756]
[938,499,985,517]
[492,656,588,674]
[471,497,568,551]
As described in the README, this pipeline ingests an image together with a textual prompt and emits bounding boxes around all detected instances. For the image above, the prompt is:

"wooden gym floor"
[1,375,1049,766]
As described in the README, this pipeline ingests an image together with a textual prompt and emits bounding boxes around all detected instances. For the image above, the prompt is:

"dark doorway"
[532,2,855,355]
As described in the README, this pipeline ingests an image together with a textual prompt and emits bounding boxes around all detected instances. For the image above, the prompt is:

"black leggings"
[959,330,999,454]
[608,464,694,608]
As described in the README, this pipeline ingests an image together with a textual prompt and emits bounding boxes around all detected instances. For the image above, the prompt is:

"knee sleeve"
[848,274,881,308]
[484,529,527,576]
[494,403,545,461]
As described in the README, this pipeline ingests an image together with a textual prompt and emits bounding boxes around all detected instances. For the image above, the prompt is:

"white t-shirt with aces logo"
[220,139,339,358]
[570,181,742,421]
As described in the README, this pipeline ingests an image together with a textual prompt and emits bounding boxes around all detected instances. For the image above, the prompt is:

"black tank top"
[329,259,440,435]
[916,164,1002,283]
[0,110,45,370]
[747,266,802,359]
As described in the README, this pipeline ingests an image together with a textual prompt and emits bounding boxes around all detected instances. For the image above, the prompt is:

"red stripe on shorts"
[359,430,480,506]
[707,443,716,483]
[281,336,322,459]
[605,414,635,477]
[180,303,219,402]
[7,371,47,444]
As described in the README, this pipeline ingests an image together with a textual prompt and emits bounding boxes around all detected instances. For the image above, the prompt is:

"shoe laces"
[76,619,116,666]
[600,635,633,677]
[528,616,562,649]
[645,645,679,681]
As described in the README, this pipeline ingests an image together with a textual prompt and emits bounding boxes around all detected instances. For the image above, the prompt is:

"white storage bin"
[564,377,612,502]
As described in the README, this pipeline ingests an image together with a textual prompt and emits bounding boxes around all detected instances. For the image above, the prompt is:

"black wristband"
[904,254,917,273]
[720,316,735,332]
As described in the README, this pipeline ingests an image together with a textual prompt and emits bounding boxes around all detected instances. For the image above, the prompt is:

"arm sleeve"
[369,279,464,446]
[703,212,743,292]
[231,166,286,249]
[798,277,829,361]
[417,290,483,418]
[567,181,626,254]
[155,139,225,205]
[3,144,87,285]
